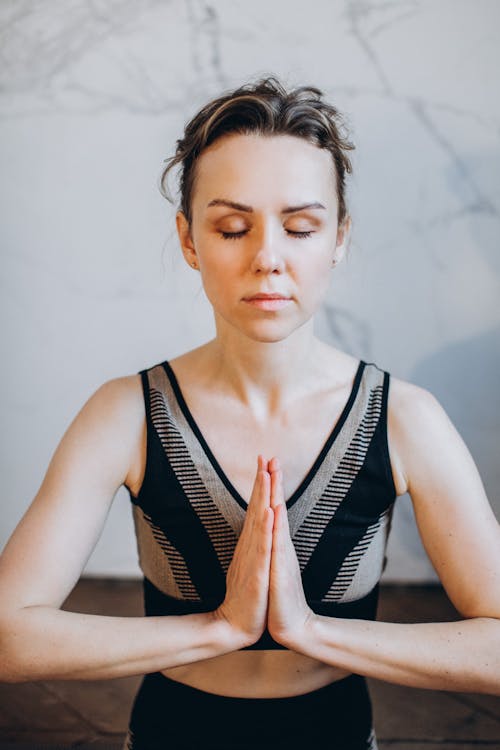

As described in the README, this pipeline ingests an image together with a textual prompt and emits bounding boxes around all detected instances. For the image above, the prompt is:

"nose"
[250,223,285,274]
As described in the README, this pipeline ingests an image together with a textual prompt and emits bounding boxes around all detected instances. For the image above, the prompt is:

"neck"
[199,318,332,420]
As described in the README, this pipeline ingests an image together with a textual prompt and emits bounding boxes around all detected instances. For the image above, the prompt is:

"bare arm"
[288,605,500,693]
[268,383,500,694]
[0,377,246,683]
[1,607,235,683]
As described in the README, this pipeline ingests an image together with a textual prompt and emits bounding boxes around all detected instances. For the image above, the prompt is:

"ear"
[333,215,351,264]
[175,210,198,268]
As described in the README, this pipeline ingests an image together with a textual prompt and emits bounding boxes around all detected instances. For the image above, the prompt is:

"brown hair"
[159,75,355,230]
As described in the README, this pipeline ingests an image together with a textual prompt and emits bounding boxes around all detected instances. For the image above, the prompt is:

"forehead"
[192,133,336,208]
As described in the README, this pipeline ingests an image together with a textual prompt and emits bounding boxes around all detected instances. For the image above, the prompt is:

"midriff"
[160,650,352,698]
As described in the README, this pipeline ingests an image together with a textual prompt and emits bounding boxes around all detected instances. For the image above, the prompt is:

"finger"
[270,469,284,510]
[261,506,274,555]
[267,456,277,472]
[273,500,293,549]
[269,457,285,510]
[273,506,301,594]
[272,503,288,568]
[257,456,270,506]
[250,455,266,500]
[247,456,270,519]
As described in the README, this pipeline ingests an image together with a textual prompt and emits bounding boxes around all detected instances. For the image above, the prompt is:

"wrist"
[271,610,320,652]
[209,608,255,652]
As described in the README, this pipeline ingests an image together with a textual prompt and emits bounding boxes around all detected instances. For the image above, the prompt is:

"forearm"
[0,606,241,683]
[284,615,500,694]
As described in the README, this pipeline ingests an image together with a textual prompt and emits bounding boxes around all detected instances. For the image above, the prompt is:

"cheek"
[300,254,332,286]
[198,258,237,309]
[297,257,333,311]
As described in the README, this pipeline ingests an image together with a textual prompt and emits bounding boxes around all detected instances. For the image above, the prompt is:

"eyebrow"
[206,198,326,214]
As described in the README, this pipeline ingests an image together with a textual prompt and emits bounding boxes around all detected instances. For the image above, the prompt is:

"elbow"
[0,615,31,683]
[0,641,23,683]
[0,662,25,684]
[465,615,500,696]
[457,595,500,621]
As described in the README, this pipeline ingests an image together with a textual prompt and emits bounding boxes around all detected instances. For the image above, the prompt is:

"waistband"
[149,668,364,703]
[126,669,375,749]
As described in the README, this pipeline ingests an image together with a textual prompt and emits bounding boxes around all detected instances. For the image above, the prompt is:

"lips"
[243,296,292,311]
[244,293,291,300]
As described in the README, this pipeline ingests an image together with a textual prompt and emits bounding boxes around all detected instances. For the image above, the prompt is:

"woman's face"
[176,132,350,343]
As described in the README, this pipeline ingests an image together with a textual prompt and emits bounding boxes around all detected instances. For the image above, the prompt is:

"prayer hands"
[214,455,274,647]
[214,455,315,649]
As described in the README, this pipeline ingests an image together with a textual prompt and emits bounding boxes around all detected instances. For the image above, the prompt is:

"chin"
[239,318,307,344]
[249,331,291,344]
[214,306,311,342]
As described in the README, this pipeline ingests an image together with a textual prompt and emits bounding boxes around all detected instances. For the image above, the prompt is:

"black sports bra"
[128,358,397,649]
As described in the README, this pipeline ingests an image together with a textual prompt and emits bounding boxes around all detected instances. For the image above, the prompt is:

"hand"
[267,457,316,647]
[213,455,274,647]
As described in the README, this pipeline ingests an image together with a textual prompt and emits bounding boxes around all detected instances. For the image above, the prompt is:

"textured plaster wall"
[1,1,499,582]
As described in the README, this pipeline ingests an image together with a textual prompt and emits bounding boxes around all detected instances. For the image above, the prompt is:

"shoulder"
[387,372,448,438]
[91,373,147,496]
[88,372,146,453]
[92,372,145,419]
[385,371,465,496]
[386,371,437,416]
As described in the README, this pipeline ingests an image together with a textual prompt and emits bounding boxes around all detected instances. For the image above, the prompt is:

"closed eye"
[219,229,314,240]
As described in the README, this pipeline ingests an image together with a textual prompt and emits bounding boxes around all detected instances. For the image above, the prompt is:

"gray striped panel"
[324,505,394,602]
[149,365,246,536]
[292,380,385,571]
[131,504,198,599]
[131,504,182,599]
[287,363,384,538]
[148,382,238,575]
[367,728,379,750]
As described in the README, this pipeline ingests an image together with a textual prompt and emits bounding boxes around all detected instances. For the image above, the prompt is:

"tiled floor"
[0,579,499,749]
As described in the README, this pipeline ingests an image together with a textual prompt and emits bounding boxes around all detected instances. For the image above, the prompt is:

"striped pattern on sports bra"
[128,359,397,649]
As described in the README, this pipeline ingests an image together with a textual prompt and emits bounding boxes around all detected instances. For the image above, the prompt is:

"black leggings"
[123,671,377,749]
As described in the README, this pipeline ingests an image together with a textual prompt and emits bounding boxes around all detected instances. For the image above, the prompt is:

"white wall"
[1,0,498,582]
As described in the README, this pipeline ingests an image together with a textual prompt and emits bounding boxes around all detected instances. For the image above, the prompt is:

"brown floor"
[0,579,499,750]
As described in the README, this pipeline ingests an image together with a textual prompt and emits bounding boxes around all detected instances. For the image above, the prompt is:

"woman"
[0,76,498,750]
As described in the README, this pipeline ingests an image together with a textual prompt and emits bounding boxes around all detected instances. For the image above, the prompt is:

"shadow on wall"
[412,325,499,522]
[385,326,500,583]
